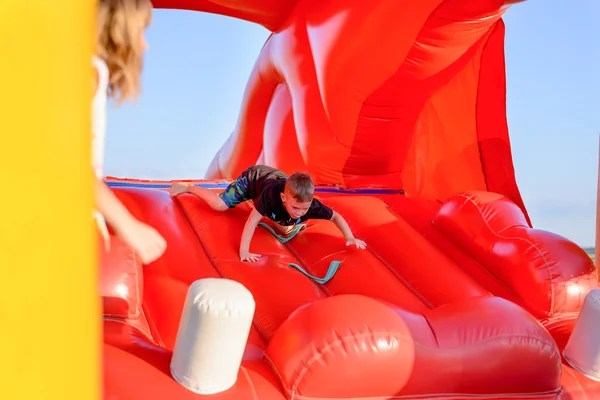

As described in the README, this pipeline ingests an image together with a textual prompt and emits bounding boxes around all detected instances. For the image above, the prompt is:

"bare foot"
[170,182,190,197]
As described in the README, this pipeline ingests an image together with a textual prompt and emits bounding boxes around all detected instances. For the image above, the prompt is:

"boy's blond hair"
[96,0,153,103]
[285,172,315,203]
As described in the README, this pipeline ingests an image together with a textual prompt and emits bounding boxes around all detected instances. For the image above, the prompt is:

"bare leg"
[170,182,228,211]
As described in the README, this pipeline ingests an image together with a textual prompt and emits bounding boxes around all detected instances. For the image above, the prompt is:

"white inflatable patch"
[564,288,600,381]
[170,278,256,394]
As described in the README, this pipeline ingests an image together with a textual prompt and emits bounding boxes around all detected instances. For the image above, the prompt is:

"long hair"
[95,0,153,103]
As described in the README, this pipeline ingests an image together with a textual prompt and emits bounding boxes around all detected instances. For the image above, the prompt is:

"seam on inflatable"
[426,212,526,304]
[560,366,589,400]
[362,0,445,96]
[434,195,532,304]
[370,196,442,308]
[474,24,498,194]
[396,196,538,311]
[103,234,163,346]
[173,197,271,344]
[360,241,435,309]
[378,195,538,312]
[347,0,447,190]
[273,1,303,33]
[285,331,559,400]
[263,353,287,391]
[241,366,259,400]
[130,253,143,320]
[451,195,537,302]
[140,301,164,347]
[103,317,156,344]
[301,19,331,140]
[422,314,440,347]
[430,228,525,305]
[541,312,582,328]
[459,193,555,317]
[171,195,228,273]
[496,223,527,233]
[279,197,436,306]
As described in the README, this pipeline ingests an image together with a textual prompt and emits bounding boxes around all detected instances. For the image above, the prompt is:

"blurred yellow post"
[0,1,99,399]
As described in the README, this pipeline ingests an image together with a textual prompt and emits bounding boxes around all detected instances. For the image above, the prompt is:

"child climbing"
[170,165,367,262]
[93,0,166,264]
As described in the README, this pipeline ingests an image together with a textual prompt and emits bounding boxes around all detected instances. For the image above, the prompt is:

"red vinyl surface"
[99,0,599,399]
[100,185,599,399]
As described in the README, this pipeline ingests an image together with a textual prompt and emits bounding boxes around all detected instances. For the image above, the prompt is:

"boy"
[170,165,366,262]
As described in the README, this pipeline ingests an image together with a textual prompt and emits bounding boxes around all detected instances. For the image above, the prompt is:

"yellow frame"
[0,1,99,399]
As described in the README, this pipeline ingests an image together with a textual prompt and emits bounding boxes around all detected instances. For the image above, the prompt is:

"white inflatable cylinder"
[563,288,600,381]
[170,278,256,394]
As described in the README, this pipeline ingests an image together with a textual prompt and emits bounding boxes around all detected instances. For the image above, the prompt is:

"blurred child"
[93,0,166,264]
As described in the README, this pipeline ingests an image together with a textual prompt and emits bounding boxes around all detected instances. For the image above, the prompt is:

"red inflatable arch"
[102,0,600,399]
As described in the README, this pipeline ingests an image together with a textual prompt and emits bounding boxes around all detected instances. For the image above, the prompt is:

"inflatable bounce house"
[2,0,600,399]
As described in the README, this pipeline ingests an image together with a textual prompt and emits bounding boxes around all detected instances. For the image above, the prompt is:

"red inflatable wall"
[100,0,600,399]
[100,183,599,399]
[174,0,531,224]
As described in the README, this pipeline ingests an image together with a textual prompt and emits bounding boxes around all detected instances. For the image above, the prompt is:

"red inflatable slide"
[101,0,600,399]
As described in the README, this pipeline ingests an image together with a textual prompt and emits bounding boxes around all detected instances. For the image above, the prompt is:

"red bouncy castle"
[101,0,600,399]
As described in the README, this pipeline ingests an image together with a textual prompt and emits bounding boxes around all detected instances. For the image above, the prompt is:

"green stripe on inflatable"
[258,221,342,284]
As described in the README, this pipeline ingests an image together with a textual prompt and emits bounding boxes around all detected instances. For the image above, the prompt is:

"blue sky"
[105,1,599,247]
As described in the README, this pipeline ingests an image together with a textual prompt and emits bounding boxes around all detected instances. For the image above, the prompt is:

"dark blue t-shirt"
[253,180,333,226]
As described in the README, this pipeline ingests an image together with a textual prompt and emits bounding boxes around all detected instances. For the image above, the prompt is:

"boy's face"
[280,190,312,219]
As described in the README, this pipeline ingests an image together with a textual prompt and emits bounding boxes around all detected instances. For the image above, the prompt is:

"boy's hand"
[240,249,261,262]
[170,182,190,197]
[346,237,366,249]
[239,209,263,262]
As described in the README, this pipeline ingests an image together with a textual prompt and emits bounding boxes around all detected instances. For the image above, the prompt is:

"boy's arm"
[239,208,264,262]
[331,211,367,249]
